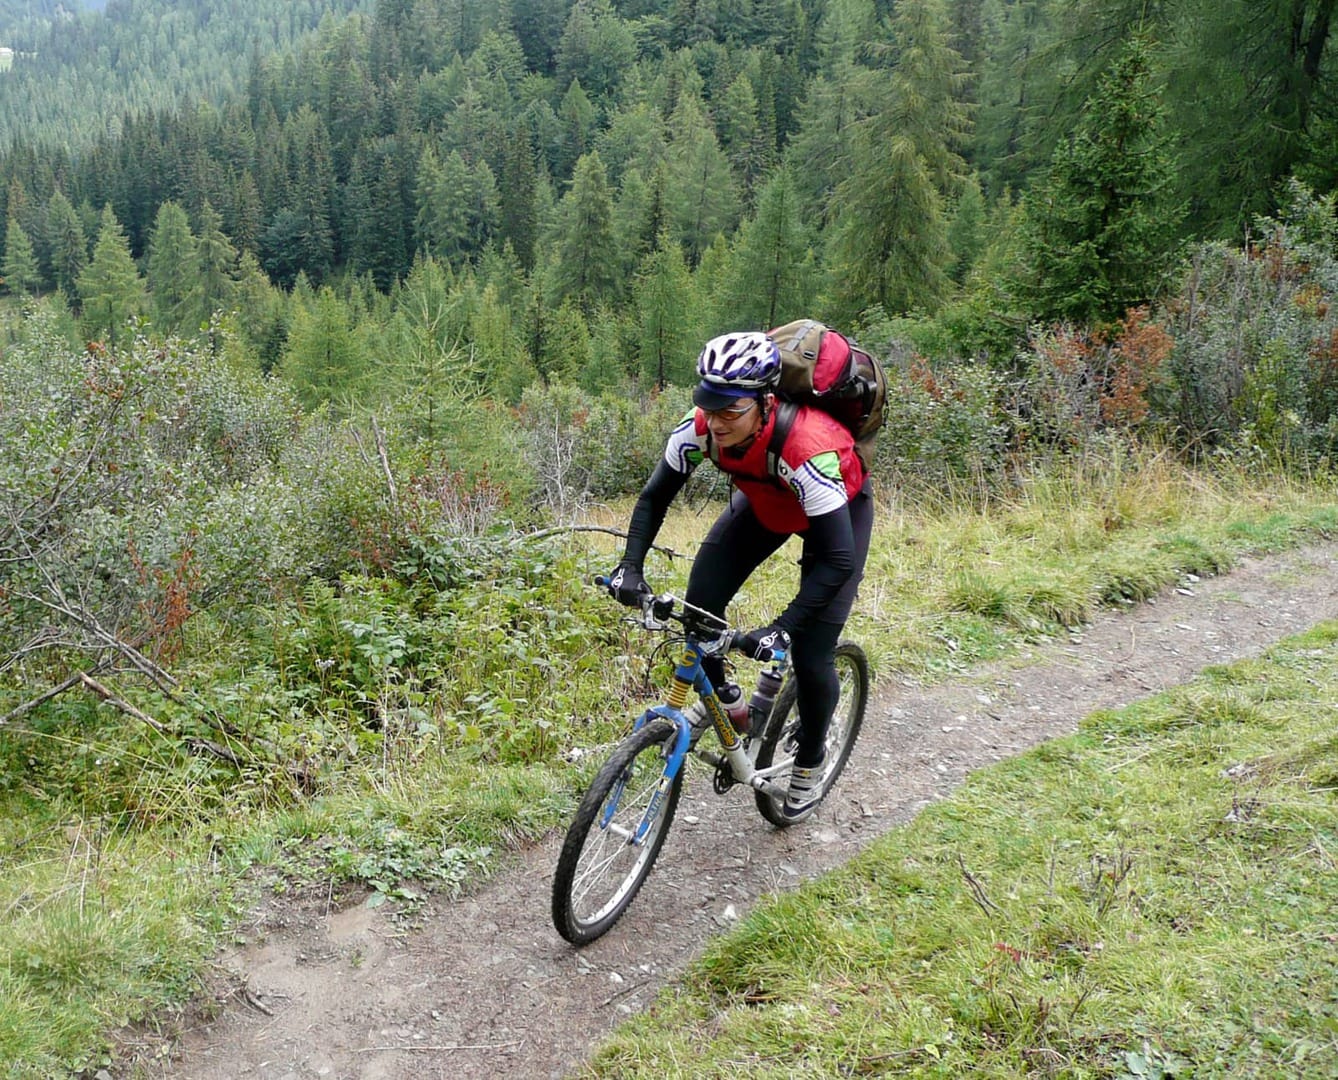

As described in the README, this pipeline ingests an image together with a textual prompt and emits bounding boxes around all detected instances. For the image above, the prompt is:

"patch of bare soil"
[149,541,1338,1080]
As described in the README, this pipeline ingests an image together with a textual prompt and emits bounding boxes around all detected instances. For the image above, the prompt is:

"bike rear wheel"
[552,719,683,945]
[753,641,869,827]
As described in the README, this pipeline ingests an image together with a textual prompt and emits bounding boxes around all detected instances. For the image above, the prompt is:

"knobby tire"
[753,641,869,827]
[552,718,683,945]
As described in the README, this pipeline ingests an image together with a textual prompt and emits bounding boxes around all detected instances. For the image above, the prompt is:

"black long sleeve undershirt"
[620,460,688,568]
[775,503,856,634]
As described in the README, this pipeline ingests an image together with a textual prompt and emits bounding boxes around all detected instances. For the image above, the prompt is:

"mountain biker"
[606,329,874,820]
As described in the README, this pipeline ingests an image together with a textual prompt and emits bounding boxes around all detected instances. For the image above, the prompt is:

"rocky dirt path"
[159,541,1338,1080]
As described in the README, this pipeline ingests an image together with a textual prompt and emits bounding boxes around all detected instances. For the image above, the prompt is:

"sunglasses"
[703,399,758,421]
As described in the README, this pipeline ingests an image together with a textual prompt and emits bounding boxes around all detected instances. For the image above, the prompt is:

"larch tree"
[2,215,41,295]
[665,92,739,264]
[634,228,695,389]
[46,189,89,296]
[77,205,147,351]
[827,0,970,320]
[281,286,365,412]
[146,200,202,334]
[716,165,817,330]
[195,201,239,326]
[547,150,620,313]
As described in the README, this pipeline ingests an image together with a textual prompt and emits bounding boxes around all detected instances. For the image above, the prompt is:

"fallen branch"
[354,1040,524,1054]
[0,668,91,727]
[78,672,169,734]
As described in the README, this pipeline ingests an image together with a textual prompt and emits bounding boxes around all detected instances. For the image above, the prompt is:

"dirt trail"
[159,541,1338,1080]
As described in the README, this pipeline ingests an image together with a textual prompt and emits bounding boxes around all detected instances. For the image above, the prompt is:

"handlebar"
[592,574,738,654]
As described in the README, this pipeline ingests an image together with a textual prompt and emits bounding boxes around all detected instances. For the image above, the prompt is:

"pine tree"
[415,144,500,264]
[389,254,472,440]
[555,79,598,180]
[782,0,877,223]
[281,286,365,412]
[46,189,88,295]
[76,204,146,351]
[547,151,619,313]
[665,94,739,263]
[498,121,539,269]
[946,172,988,283]
[2,215,40,295]
[718,71,766,197]
[717,166,816,329]
[539,297,594,384]
[828,0,970,319]
[196,201,239,325]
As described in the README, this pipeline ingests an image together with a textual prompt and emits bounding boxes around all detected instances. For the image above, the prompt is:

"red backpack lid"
[813,331,851,394]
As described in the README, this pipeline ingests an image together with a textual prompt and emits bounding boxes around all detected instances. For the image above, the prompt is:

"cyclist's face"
[704,396,764,448]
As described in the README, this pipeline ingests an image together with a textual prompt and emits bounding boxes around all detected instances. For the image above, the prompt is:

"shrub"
[1162,182,1338,464]
[514,381,694,510]
[875,356,1010,491]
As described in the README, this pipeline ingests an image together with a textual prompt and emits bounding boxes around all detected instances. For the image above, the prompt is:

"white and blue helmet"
[693,331,781,409]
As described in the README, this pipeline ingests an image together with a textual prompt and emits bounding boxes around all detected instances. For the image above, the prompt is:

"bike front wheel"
[754,641,869,827]
[552,718,683,945]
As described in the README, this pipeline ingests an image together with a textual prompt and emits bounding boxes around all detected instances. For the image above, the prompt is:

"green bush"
[875,358,1010,490]
[515,381,694,507]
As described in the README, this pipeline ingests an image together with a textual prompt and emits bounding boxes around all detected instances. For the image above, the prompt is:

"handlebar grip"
[592,574,610,588]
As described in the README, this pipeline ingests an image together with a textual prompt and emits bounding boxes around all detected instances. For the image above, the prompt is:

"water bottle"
[718,681,750,733]
[747,668,784,730]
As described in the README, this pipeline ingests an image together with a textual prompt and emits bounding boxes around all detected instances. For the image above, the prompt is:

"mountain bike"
[551,581,869,946]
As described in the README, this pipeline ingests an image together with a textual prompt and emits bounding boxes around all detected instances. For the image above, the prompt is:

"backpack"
[764,319,888,476]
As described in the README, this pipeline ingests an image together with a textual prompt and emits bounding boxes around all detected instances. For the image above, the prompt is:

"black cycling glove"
[739,626,791,662]
[608,562,651,608]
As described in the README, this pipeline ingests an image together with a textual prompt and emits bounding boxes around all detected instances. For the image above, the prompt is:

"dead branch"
[186,737,243,765]
[26,590,180,692]
[0,668,92,727]
[371,415,399,511]
[510,524,685,561]
[78,672,169,734]
[77,674,248,766]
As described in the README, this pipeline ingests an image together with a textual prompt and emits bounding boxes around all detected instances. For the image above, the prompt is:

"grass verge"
[582,624,1338,1078]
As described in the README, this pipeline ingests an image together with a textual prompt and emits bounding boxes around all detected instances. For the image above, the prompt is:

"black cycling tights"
[685,486,872,767]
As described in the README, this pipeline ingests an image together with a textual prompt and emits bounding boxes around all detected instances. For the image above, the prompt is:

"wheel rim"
[822,652,863,773]
[569,740,672,930]
[769,649,862,807]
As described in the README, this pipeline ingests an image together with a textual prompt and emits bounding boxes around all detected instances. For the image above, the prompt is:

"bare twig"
[240,985,275,1016]
[958,853,1001,915]
[510,524,684,560]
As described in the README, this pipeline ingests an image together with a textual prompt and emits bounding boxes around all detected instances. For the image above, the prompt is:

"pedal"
[712,758,735,794]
